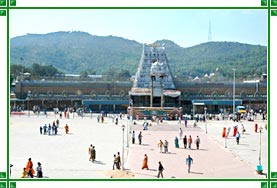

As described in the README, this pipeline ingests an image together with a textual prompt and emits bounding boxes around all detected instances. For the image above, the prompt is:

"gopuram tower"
[129,43,181,108]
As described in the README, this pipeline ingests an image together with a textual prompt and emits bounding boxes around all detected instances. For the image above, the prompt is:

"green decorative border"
[0,9,6,16]
[0,173,6,179]
[0,0,275,187]
[261,182,267,188]
[272,9,277,15]
[272,172,277,179]
[272,182,277,188]
[0,182,6,188]
[262,0,268,6]
[9,0,15,6]
[9,182,16,188]
[0,0,6,7]
[271,0,277,6]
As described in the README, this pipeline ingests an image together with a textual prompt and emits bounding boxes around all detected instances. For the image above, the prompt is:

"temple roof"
[132,44,176,90]
[129,88,180,97]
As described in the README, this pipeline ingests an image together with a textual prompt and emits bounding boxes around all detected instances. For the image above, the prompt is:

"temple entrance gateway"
[129,43,181,118]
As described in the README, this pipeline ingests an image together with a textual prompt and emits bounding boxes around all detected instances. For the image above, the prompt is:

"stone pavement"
[125,118,267,178]
[10,113,125,179]
[9,112,267,179]
[196,117,268,176]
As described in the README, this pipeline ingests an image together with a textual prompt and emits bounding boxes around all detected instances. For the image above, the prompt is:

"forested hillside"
[10,31,267,81]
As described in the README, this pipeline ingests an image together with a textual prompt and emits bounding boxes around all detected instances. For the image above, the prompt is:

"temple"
[129,44,181,108]
[11,45,267,117]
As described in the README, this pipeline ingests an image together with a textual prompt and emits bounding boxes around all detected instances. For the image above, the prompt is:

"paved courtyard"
[126,117,268,178]
[9,112,268,179]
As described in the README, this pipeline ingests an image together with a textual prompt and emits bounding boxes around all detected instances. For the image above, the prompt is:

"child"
[21,168,28,178]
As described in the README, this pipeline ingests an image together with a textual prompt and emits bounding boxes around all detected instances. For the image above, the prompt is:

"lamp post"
[256,126,263,174]
[122,124,125,170]
[20,57,24,81]
[204,107,207,134]
[127,99,133,148]
[150,76,155,107]
[27,98,30,117]
[126,113,129,148]
[259,127,262,165]
[160,75,164,108]
[27,90,31,117]
[232,69,236,119]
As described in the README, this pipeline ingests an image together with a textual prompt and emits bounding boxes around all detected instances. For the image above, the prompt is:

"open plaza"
[9,112,268,179]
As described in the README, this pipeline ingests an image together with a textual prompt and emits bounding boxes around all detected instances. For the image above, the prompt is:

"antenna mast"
[208,21,212,42]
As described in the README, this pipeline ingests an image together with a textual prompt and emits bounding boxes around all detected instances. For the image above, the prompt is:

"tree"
[117,69,131,80]
[80,70,88,78]
[31,63,60,77]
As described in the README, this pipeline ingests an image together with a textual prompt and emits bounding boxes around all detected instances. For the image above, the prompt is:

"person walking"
[43,124,47,135]
[158,140,164,153]
[141,154,149,170]
[255,123,258,133]
[132,131,135,144]
[174,136,179,148]
[39,126,43,135]
[26,158,35,176]
[241,124,246,134]
[27,166,34,178]
[236,131,240,144]
[138,131,142,145]
[157,161,164,178]
[88,144,93,161]
[195,136,200,149]
[101,115,104,123]
[227,127,231,136]
[54,125,58,135]
[64,124,69,134]
[186,155,193,173]
[184,118,188,127]
[52,125,55,135]
[36,162,43,178]
[56,119,59,128]
[47,124,51,135]
[91,146,96,162]
[233,126,238,137]
[113,154,118,170]
[222,127,227,138]
[97,114,100,123]
[116,152,121,169]
[178,116,182,124]
[164,140,169,153]
[183,135,187,149]
[115,116,118,125]
[188,135,193,149]
[179,128,183,139]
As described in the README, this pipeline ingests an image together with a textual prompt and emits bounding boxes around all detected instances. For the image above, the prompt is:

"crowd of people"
[39,119,60,135]
[132,123,202,178]
[38,119,72,135]
[113,152,121,170]
[221,122,266,145]
[13,108,267,179]
[21,158,43,178]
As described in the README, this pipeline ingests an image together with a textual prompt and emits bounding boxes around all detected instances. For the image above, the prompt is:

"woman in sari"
[222,127,227,138]
[174,136,179,148]
[65,124,69,134]
[25,158,35,176]
[141,154,149,170]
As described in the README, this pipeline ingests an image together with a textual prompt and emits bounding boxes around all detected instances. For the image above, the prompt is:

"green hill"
[10,31,267,81]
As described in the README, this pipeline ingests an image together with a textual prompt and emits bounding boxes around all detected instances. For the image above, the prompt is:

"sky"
[10,9,267,48]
